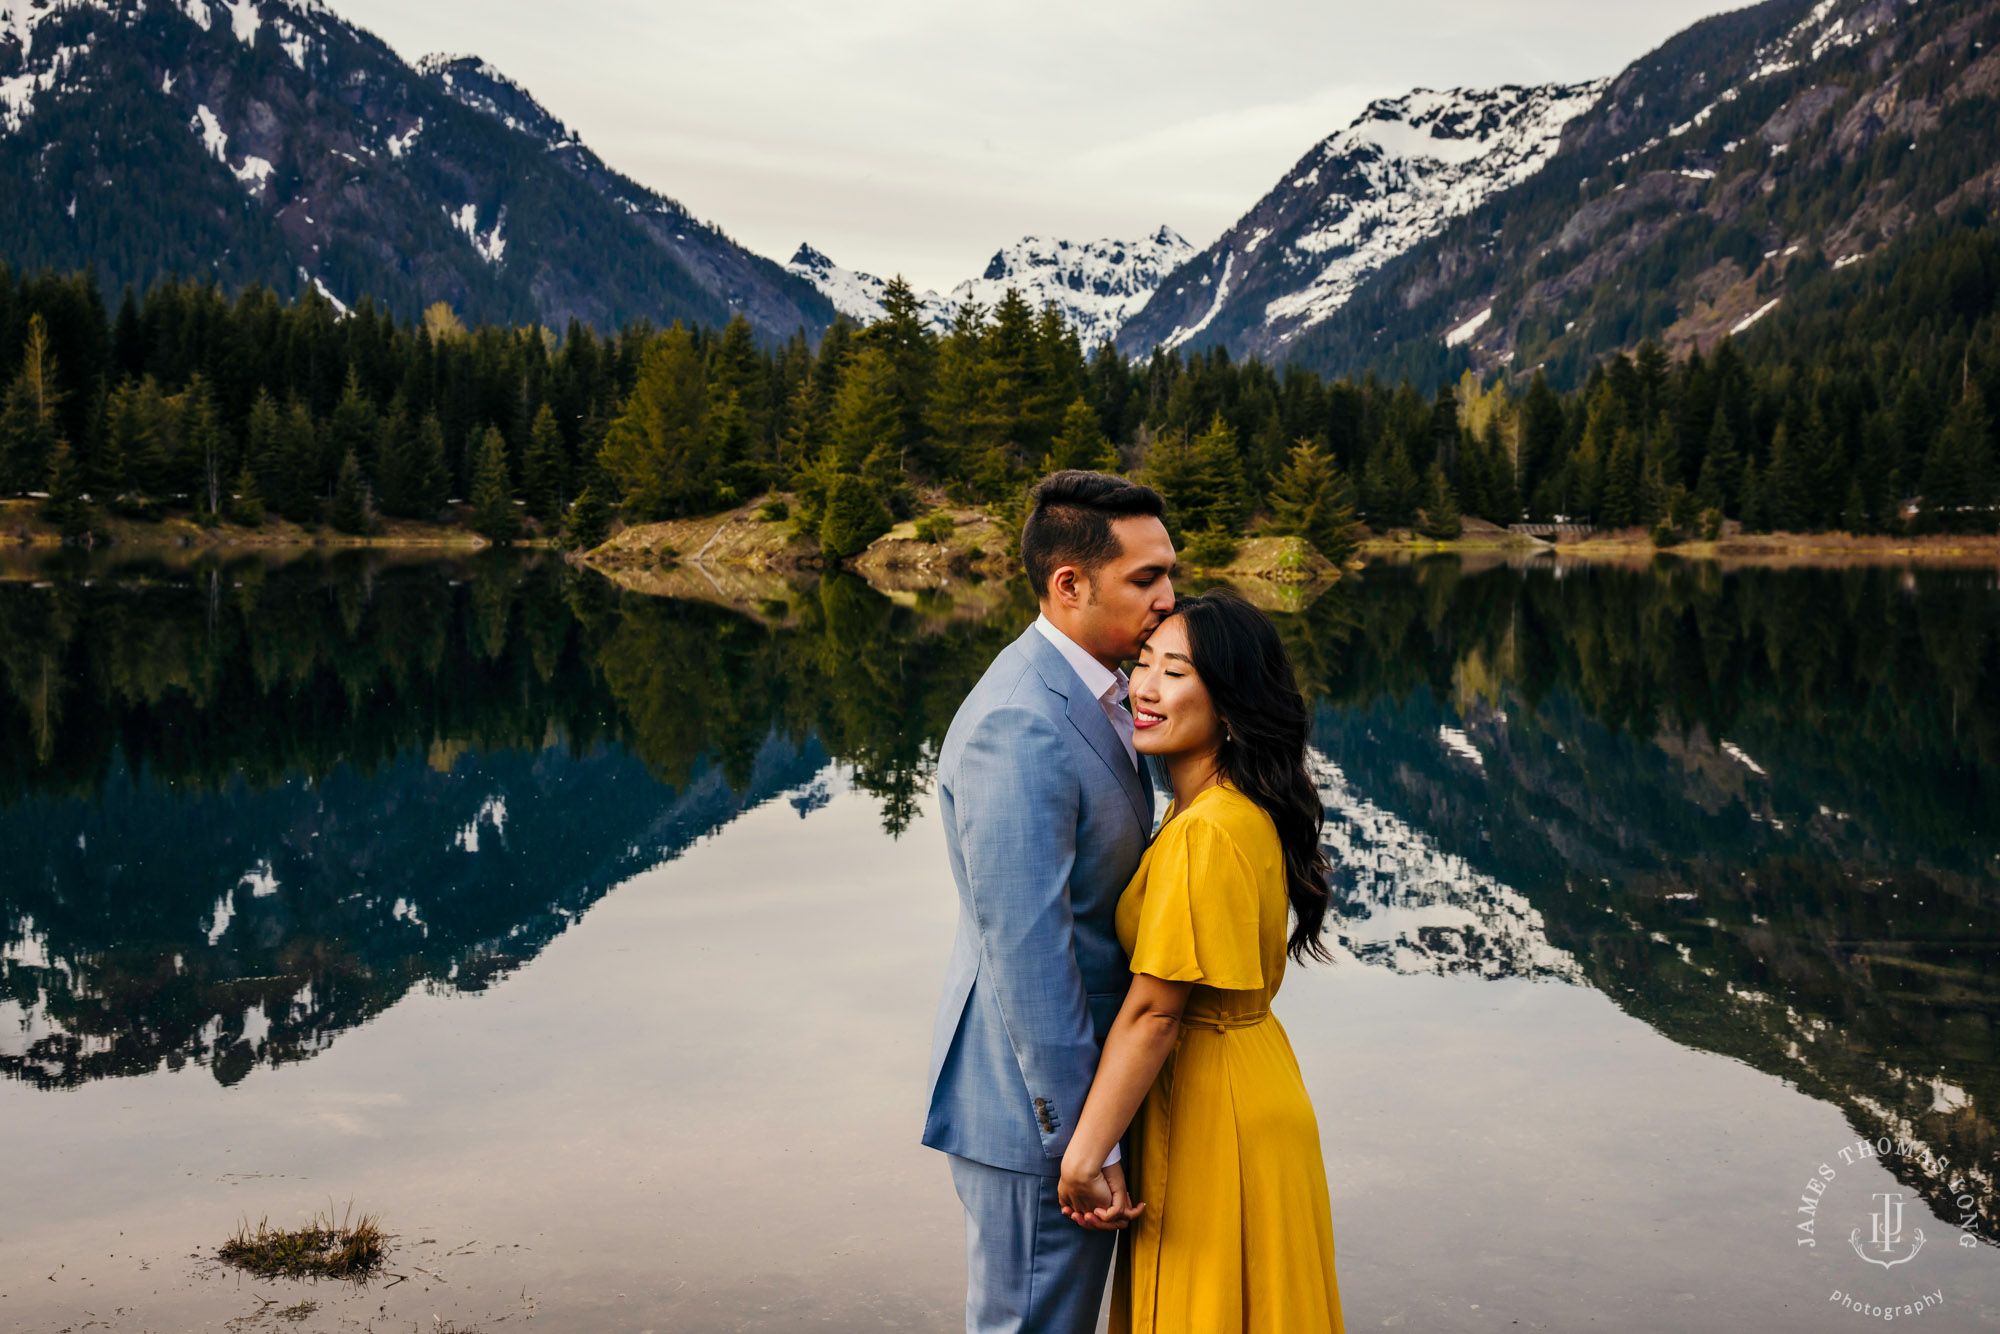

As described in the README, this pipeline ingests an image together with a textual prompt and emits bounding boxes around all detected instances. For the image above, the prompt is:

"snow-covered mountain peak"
[951,227,1194,349]
[786,228,1192,347]
[1335,84,1608,168]
[784,245,954,330]
[1118,80,1606,359]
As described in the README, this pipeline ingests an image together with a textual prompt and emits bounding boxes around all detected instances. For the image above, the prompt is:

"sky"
[331,0,1748,293]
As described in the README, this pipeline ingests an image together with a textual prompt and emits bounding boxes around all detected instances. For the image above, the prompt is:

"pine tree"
[829,345,902,483]
[180,373,227,518]
[560,485,613,551]
[38,440,89,539]
[0,315,65,495]
[1739,457,1767,533]
[1599,426,1642,528]
[1266,439,1359,564]
[819,471,892,559]
[324,366,377,499]
[1694,404,1740,515]
[522,403,567,524]
[1042,397,1119,473]
[1417,462,1462,540]
[1144,412,1246,539]
[1364,436,1422,528]
[925,302,989,485]
[226,463,264,527]
[244,389,282,510]
[330,450,370,535]
[1920,383,1994,533]
[1517,370,1566,508]
[1767,424,1808,532]
[273,400,320,524]
[1482,416,1521,524]
[412,412,449,515]
[865,277,938,475]
[1841,477,1869,534]
[469,426,522,542]
[1857,412,1899,533]
[599,325,711,520]
[103,378,173,499]
[1189,411,1249,533]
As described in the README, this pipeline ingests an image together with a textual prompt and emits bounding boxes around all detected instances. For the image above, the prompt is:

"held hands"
[1057,1156,1147,1231]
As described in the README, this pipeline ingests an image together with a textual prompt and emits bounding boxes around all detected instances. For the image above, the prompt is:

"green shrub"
[757,497,789,522]
[819,475,892,559]
[560,486,613,551]
[1700,507,1724,541]
[1184,524,1240,567]
[913,513,956,544]
[1651,519,1683,548]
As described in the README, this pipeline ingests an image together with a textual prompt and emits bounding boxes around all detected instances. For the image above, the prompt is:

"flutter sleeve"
[1126,810,1264,990]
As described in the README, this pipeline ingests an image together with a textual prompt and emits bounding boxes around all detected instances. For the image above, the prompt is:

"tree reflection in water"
[0,549,1994,1239]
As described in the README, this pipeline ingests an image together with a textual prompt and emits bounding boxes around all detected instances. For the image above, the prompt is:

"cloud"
[330,0,1743,290]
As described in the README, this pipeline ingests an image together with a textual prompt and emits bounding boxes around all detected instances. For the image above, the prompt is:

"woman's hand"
[1058,1157,1146,1230]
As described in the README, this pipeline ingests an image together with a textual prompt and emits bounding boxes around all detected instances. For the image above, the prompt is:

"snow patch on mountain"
[386,116,421,158]
[1263,83,1607,336]
[0,0,97,136]
[948,227,1194,350]
[449,202,506,265]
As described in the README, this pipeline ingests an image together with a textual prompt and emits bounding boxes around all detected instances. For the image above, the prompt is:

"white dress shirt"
[1034,614,1138,771]
[1033,613,1133,1170]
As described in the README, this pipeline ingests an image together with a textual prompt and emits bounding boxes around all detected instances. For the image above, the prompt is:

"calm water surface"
[2,550,1998,1331]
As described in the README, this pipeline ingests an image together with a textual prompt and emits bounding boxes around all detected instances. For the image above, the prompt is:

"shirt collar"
[1034,613,1127,703]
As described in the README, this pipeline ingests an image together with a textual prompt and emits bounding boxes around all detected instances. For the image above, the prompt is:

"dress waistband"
[1178,1010,1270,1032]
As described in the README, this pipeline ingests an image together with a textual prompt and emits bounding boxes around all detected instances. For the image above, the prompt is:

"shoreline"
[1361,529,2000,567]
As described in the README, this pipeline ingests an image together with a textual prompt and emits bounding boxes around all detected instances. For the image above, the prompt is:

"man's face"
[1071,515,1177,663]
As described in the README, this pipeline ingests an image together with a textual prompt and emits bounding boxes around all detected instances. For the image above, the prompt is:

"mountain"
[1277,0,2000,386]
[784,242,955,331]
[787,225,1194,348]
[1116,85,1607,362]
[0,0,833,339]
[950,227,1194,349]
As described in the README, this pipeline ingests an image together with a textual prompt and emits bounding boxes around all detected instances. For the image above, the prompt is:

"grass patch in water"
[218,1205,386,1280]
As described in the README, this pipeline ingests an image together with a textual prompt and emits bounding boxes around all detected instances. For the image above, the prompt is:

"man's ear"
[1049,563,1083,609]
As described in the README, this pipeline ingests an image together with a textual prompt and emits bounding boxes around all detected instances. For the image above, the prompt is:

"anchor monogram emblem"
[1849,1191,1926,1269]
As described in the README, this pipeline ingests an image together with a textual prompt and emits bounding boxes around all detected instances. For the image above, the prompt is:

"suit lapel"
[1017,627,1152,835]
[1066,691,1152,833]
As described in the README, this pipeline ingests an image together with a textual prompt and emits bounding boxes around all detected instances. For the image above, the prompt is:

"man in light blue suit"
[924,471,1178,1334]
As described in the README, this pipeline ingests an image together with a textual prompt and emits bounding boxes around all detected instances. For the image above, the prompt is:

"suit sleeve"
[952,701,1096,1163]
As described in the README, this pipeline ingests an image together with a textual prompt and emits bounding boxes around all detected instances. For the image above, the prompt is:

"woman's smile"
[1133,707,1167,730]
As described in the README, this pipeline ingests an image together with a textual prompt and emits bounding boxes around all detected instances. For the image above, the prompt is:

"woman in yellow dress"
[1056,587,1345,1334]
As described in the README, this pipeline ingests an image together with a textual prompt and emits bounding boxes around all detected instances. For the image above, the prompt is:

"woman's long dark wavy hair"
[1170,587,1333,964]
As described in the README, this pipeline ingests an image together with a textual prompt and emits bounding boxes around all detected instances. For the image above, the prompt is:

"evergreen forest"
[1,219,1996,556]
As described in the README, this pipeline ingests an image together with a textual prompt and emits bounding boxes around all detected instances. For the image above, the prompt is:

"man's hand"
[1058,1157,1146,1231]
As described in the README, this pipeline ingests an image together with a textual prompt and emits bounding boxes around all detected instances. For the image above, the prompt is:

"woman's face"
[1130,615,1222,758]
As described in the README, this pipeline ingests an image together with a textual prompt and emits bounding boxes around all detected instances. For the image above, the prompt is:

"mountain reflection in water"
[0,549,1994,1244]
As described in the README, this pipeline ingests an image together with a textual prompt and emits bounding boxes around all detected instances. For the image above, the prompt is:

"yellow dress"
[1110,781,1345,1334]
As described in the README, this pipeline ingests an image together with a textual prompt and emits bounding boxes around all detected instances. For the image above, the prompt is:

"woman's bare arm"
[1056,972,1193,1228]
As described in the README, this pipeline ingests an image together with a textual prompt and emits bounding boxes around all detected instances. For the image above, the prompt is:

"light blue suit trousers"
[923,625,1154,1333]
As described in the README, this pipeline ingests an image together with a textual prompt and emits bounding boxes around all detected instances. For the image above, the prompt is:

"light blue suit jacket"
[923,624,1155,1176]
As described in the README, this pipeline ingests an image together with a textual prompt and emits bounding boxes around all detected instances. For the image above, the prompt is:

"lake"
[2,549,1997,1332]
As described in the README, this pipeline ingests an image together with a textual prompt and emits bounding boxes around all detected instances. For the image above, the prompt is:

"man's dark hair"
[1019,470,1167,599]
